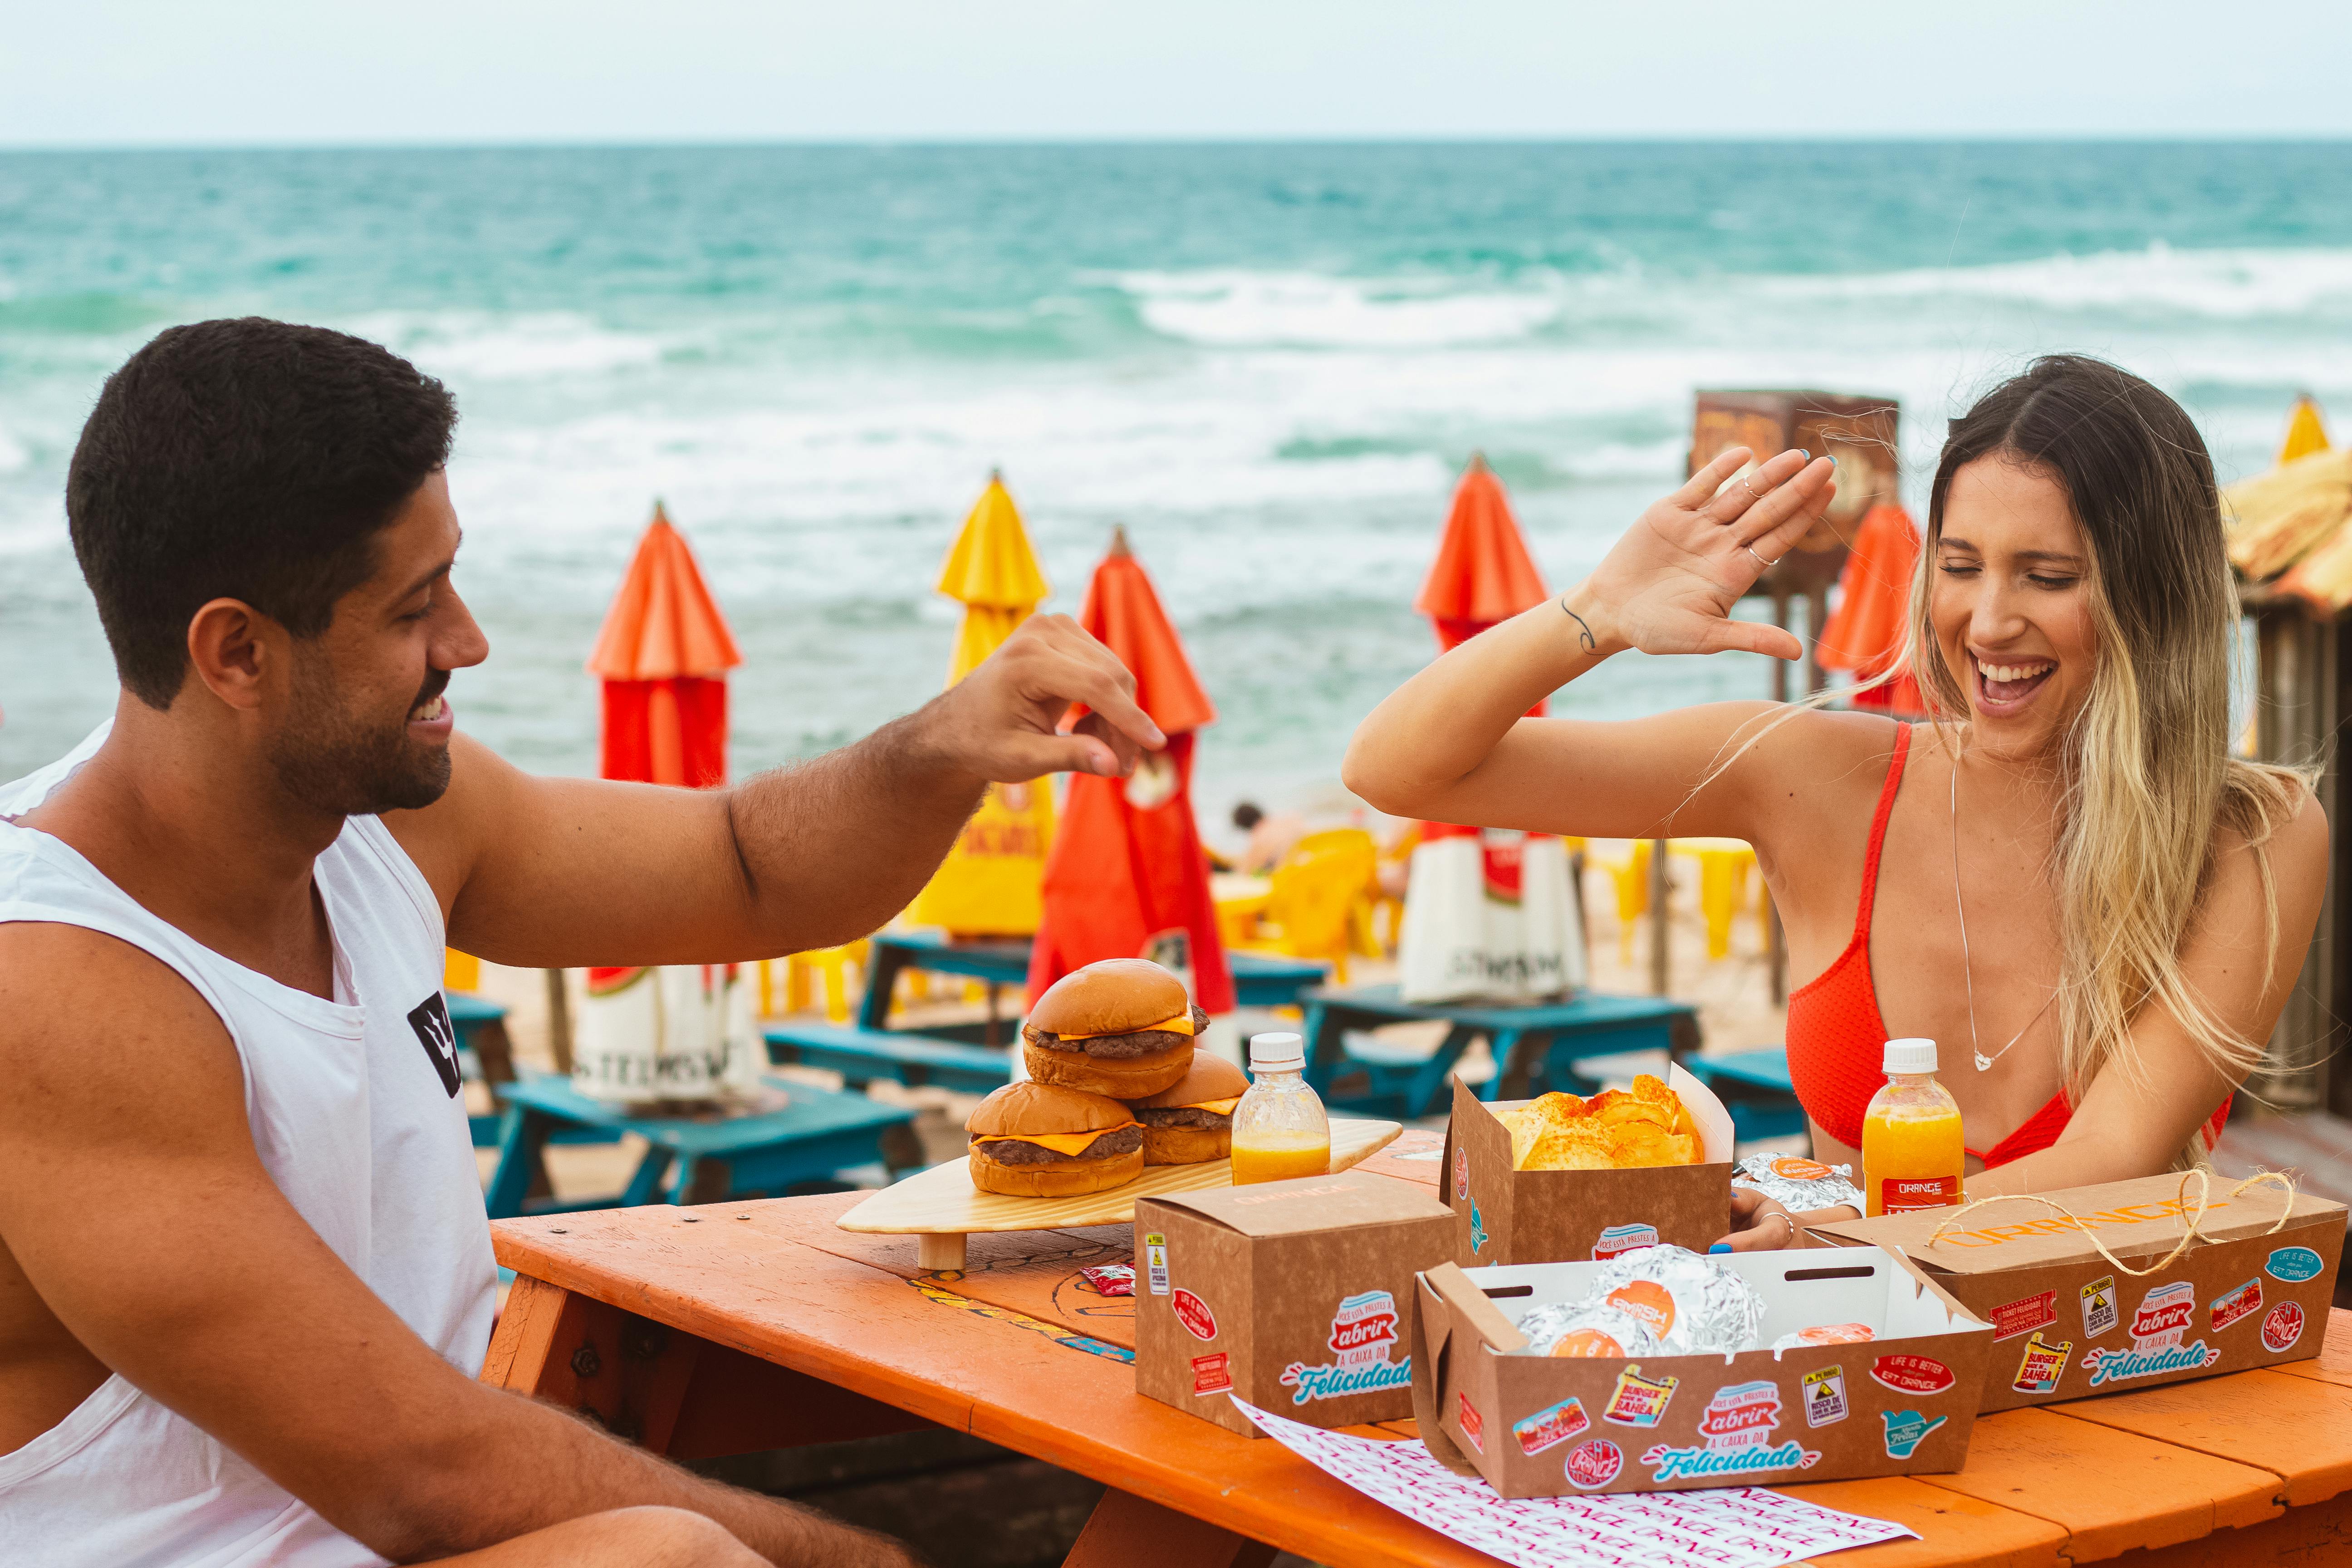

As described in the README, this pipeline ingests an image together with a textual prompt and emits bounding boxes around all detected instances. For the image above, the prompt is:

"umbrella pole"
[544,967,574,1075]
[1647,837,1671,996]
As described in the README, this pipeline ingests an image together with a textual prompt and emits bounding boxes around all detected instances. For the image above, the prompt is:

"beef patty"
[970,1125,1145,1166]
[1134,1105,1232,1130]
[1023,1004,1210,1059]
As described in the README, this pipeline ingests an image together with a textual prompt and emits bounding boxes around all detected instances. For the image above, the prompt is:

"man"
[0,319,1164,1566]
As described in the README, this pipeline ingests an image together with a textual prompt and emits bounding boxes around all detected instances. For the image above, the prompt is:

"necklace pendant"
[1973,1050,1995,1072]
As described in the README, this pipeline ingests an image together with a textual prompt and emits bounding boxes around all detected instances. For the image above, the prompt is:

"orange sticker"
[1606,1279,1678,1338]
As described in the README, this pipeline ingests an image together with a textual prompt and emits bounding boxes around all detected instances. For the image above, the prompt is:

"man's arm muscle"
[0,922,908,1566]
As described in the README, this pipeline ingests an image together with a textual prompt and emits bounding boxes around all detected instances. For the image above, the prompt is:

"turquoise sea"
[4,143,2350,813]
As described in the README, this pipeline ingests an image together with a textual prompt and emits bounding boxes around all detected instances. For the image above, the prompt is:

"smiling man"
[0,319,1163,1567]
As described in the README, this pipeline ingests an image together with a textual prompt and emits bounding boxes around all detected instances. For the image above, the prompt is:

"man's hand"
[916,613,1165,784]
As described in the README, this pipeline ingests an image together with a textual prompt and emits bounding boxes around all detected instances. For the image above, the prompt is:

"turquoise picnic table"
[482,1073,920,1220]
[1299,983,1700,1117]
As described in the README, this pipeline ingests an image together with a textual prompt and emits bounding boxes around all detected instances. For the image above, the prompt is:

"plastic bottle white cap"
[1250,1032,1306,1071]
[1883,1037,1938,1075]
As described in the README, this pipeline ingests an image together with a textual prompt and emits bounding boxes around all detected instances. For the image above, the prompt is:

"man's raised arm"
[396,613,1162,967]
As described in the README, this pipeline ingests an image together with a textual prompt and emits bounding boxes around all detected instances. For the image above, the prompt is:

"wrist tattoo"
[1560,596,1597,653]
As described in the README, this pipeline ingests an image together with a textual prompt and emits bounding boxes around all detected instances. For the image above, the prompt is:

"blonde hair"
[1878,357,2309,1167]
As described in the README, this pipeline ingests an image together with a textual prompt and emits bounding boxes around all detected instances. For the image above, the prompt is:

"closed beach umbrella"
[1028,528,1235,1014]
[1816,503,1925,715]
[1398,455,1584,1002]
[2279,394,2332,467]
[907,471,1059,934]
[576,503,750,1102]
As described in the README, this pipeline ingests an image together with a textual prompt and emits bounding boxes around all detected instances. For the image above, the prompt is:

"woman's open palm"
[1590,446,1839,661]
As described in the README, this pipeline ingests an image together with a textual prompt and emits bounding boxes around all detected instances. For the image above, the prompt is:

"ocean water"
[4,142,2350,815]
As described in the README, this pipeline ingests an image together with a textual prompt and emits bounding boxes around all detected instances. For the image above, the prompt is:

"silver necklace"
[1950,755,2058,1072]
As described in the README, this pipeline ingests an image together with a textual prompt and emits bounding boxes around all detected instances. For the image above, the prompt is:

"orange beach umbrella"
[908,472,1058,934]
[1416,452,1552,657]
[587,502,743,788]
[1816,503,1924,715]
[1028,528,1234,1014]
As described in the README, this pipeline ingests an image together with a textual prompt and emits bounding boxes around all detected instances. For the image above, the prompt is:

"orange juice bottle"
[1862,1038,1965,1216]
[1230,1032,1330,1185]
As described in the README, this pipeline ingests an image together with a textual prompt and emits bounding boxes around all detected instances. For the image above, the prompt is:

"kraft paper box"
[1135,1173,1455,1438]
[1411,1246,1991,1497]
[1440,1063,1735,1267]
[1813,1173,2345,1413]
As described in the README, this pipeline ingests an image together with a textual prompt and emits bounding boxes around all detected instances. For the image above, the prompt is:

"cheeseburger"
[1125,1053,1248,1165]
[1021,958,1203,1098]
[965,1083,1144,1197]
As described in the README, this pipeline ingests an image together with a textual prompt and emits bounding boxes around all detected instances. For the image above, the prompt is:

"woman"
[1344,356,2325,1248]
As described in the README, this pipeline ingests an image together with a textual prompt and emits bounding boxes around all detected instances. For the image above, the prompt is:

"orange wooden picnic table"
[484,1129,2352,1568]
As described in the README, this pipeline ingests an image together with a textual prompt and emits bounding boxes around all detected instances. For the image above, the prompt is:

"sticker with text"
[2263,1301,2307,1353]
[1989,1289,2057,1342]
[2081,1280,2220,1387]
[1879,1174,1960,1214]
[1800,1365,1848,1427]
[2266,1245,2324,1283]
[1592,1223,1660,1261]
[1601,1363,1680,1427]
[2080,1275,2118,1338]
[1280,1289,1411,1404]
[2011,1331,2072,1394]
[2209,1278,2263,1334]
[1880,1409,1949,1460]
[1641,1381,1820,1484]
[1468,1201,1489,1256]
[1171,1287,1218,1342]
[1769,1156,1836,1181]
[1191,1352,1232,1395]
[1455,1391,1485,1453]
[1143,1233,1169,1296]
[1869,1354,1955,1396]
[1563,1438,1623,1489]
[1512,1396,1591,1457]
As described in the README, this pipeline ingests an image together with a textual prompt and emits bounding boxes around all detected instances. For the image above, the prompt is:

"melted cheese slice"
[1186,1097,1241,1117]
[972,1123,1139,1157]
[1051,1012,1196,1041]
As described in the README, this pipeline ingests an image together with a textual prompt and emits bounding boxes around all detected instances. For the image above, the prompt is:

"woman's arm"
[1967,793,2330,1196]
[1343,446,1839,840]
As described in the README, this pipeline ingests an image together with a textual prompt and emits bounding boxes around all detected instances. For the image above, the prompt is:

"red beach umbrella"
[1816,502,1924,715]
[1416,452,1552,664]
[1028,527,1235,1014]
[587,502,744,787]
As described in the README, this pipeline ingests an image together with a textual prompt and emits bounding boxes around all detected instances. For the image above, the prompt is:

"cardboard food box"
[1812,1173,2345,1412]
[1412,1246,1991,1497]
[1135,1172,1455,1437]
[1441,1063,1735,1267]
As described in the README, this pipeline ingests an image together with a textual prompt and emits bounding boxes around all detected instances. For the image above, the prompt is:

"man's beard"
[267,651,453,817]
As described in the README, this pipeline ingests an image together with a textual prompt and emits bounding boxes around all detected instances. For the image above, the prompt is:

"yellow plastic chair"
[1235,833,1374,983]
[1670,838,1758,960]
[762,940,871,1024]
[1588,840,1651,963]
[443,948,482,993]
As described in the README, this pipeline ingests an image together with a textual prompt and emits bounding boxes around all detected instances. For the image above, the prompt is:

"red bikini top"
[1781,723,2226,1167]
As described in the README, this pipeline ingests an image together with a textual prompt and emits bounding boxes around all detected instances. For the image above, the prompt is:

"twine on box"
[1922,1169,2298,1280]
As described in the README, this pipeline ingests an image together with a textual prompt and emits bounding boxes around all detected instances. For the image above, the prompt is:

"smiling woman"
[1341,354,2328,1250]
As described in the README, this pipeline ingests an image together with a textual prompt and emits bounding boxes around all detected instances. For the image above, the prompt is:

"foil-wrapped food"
[1731,1152,1864,1216]
[1516,1245,1768,1357]
[1517,1300,1664,1359]
[1769,1322,1876,1351]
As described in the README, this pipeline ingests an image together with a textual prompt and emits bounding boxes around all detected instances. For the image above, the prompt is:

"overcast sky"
[2,1,2345,146]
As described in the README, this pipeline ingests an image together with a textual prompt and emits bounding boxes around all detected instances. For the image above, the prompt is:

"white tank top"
[0,724,498,1567]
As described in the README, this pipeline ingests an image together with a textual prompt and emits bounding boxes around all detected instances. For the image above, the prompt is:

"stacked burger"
[965,959,1250,1197]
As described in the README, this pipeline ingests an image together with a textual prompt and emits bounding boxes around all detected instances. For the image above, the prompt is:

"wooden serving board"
[838,1117,1402,1270]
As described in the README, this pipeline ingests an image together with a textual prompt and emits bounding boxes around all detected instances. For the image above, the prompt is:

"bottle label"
[1880,1175,1960,1213]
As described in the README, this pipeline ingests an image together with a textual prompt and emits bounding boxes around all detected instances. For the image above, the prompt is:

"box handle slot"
[1782,1265,1878,1282]
[1481,1285,1535,1299]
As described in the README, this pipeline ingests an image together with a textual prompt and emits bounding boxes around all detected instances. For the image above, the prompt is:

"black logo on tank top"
[408,993,461,1098]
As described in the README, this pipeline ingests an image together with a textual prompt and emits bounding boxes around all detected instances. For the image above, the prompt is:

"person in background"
[1344,355,2324,1250]
[0,319,1162,1567]
[1230,799,1305,874]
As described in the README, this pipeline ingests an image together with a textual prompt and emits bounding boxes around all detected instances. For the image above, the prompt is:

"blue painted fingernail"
[1798,448,1810,458]
[1708,1242,1732,1254]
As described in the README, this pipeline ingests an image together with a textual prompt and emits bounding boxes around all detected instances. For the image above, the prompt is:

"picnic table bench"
[484,1151,2352,1567]
[1680,1046,1809,1141]
[764,1021,1014,1094]
[858,931,1329,1037]
[483,1073,921,1220]
[1298,983,1700,1117]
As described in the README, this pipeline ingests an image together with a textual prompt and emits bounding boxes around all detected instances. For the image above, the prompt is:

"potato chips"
[1496,1074,1700,1171]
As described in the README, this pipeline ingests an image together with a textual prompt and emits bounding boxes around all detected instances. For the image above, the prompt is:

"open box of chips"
[1440,1064,1736,1266]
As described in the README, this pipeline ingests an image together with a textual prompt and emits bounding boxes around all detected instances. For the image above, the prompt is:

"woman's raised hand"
[1578,447,1838,660]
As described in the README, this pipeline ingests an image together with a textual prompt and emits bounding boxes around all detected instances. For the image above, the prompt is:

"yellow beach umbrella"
[2278,394,2331,467]
[906,471,1058,934]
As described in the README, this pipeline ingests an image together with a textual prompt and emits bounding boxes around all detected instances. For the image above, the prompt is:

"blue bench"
[765,1022,1014,1094]
[484,1071,920,1220]
[1681,1047,1808,1141]
[446,989,616,1149]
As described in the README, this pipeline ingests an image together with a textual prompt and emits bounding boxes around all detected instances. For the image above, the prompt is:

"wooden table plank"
[2270,1307,2351,1388]
[1911,1406,2283,1562]
[1778,1477,2068,1568]
[2046,1368,2352,1507]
